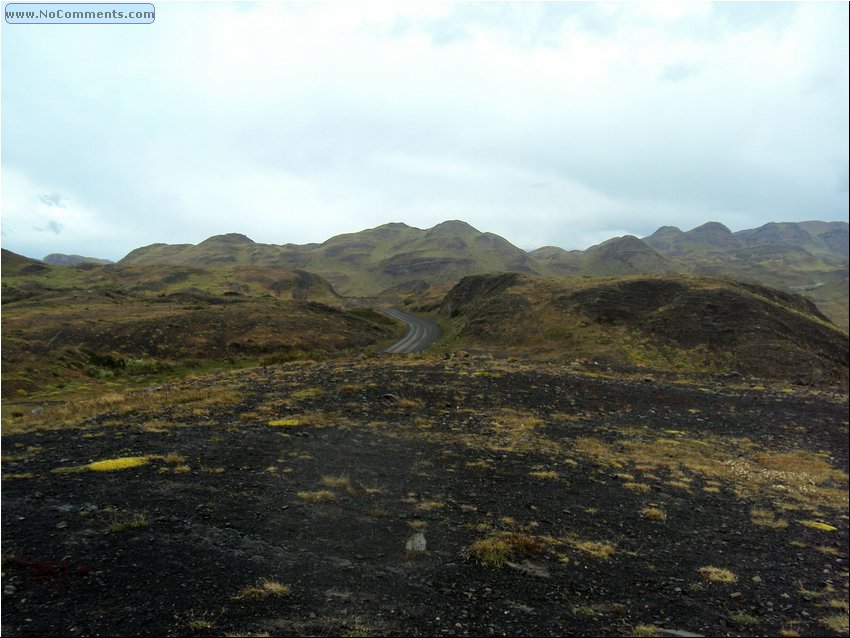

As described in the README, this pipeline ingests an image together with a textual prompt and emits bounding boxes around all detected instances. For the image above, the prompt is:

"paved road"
[381,308,441,354]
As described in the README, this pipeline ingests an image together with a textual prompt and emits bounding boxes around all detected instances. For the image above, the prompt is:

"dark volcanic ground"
[2,358,848,637]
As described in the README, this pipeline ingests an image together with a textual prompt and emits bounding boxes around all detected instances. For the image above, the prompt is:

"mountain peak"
[199,233,255,245]
[429,220,480,234]
[689,222,733,236]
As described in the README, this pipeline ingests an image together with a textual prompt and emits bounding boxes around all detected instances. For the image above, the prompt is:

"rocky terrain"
[2,357,848,637]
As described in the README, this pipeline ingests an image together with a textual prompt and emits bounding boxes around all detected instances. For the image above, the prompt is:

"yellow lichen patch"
[54,455,155,473]
[87,456,152,471]
[798,520,837,532]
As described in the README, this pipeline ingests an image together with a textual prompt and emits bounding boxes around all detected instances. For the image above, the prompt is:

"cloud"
[38,220,64,234]
[1,2,846,260]
[39,192,67,208]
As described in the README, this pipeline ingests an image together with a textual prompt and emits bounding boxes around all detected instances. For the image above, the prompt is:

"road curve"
[381,308,441,354]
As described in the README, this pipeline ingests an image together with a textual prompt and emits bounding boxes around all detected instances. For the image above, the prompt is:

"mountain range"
[108,219,848,330]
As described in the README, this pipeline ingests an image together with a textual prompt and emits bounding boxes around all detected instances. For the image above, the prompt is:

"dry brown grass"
[233,578,291,600]
[564,536,617,560]
[698,566,737,583]
[750,507,789,529]
[463,531,545,567]
[320,474,356,495]
[296,490,337,503]
[572,431,848,513]
[4,382,243,434]
[640,506,667,521]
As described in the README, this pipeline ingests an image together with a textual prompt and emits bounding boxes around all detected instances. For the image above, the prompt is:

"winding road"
[381,308,441,354]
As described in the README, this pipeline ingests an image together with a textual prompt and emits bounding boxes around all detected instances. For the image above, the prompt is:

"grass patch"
[750,507,788,529]
[296,490,336,503]
[529,470,559,480]
[416,500,446,511]
[564,537,617,560]
[640,506,667,521]
[268,418,300,427]
[698,566,737,583]
[321,474,356,494]
[820,615,849,633]
[728,612,759,626]
[234,578,291,600]
[463,531,544,567]
[290,387,324,401]
[106,511,149,533]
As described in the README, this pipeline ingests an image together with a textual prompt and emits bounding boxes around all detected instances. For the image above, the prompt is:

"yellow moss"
[798,520,837,532]
[54,455,155,473]
[87,456,152,471]
[268,419,300,427]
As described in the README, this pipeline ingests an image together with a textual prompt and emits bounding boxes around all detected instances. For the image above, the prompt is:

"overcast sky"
[2,1,848,261]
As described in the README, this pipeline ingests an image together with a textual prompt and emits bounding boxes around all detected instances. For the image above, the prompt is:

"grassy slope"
[432,272,849,386]
[114,221,847,329]
[1,252,399,401]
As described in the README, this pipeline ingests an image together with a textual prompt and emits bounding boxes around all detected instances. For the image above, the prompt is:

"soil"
[2,357,848,637]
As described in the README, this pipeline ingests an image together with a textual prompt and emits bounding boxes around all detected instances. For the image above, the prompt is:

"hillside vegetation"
[435,273,849,386]
[1,250,398,400]
[119,222,537,299]
[112,220,848,330]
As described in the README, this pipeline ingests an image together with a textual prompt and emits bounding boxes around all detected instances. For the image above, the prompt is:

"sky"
[1,1,848,261]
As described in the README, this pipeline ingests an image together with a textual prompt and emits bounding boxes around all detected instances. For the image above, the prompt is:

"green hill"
[1,250,397,399]
[436,272,848,386]
[119,221,537,297]
[79,218,850,330]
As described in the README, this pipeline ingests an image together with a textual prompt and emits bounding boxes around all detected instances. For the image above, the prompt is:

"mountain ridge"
[26,218,849,329]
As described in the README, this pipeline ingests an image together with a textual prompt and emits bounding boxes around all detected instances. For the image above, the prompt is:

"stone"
[405,532,427,552]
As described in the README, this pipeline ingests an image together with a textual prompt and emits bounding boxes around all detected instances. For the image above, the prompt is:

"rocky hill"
[437,272,849,386]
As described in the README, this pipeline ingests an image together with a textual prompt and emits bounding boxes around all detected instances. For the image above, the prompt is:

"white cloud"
[1,1,846,260]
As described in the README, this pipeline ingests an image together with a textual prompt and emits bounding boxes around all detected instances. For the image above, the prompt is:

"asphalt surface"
[381,308,441,354]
